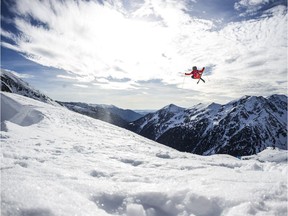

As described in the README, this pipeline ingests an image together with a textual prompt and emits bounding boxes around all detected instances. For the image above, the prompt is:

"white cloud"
[234,0,272,16]
[235,0,270,8]
[73,84,89,88]
[57,74,78,80]
[4,0,213,79]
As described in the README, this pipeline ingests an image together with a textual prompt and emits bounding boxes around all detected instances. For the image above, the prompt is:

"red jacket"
[185,67,205,79]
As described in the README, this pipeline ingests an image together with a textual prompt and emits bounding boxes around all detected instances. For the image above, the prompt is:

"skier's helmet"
[193,66,197,70]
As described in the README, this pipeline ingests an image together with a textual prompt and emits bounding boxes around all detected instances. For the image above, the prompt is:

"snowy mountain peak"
[207,102,221,111]
[267,94,288,110]
[162,103,184,113]
[268,94,287,101]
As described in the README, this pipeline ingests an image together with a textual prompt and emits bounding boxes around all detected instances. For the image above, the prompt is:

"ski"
[197,77,205,84]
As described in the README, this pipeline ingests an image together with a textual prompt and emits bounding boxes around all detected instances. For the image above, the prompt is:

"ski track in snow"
[1,92,287,216]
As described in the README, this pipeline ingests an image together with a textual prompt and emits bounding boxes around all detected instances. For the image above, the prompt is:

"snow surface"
[1,92,287,216]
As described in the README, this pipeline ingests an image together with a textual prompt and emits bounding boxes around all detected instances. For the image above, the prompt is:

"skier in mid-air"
[185,66,205,83]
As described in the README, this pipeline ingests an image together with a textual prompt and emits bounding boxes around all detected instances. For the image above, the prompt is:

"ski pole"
[182,75,186,88]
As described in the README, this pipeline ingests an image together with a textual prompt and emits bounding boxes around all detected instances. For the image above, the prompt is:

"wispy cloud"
[73,84,89,88]
[235,0,270,13]
[1,68,34,79]
[1,0,287,108]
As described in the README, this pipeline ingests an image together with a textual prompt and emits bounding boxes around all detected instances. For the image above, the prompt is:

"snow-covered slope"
[1,69,59,106]
[129,95,287,156]
[1,92,287,216]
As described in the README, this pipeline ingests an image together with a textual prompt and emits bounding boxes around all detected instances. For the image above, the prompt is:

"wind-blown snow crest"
[1,92,287,216]
[1,93,44,129]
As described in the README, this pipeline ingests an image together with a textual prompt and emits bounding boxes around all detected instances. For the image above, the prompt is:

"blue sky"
[1,0,287,109]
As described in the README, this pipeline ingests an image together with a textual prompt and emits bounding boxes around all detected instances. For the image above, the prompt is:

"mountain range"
[128,96,287,156]
[1,69,287,156]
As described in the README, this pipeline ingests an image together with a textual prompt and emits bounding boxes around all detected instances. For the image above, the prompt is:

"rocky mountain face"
[1,69,58,106]
[128,95,287,156]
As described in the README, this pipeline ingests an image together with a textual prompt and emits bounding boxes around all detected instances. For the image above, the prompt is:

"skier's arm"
[199,67,205,73]
[185,72,193,75]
